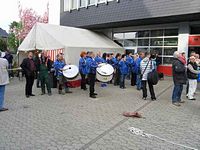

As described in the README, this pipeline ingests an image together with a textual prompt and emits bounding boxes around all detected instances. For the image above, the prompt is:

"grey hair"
[173,51,180,58]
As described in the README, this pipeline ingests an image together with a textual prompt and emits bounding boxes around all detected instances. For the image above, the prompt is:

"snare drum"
[96,63,114,82]
[63,65,79,80]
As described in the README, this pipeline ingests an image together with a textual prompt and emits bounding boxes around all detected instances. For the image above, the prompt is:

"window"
[98,0,105,2]
[113,33,124,40]
[138,39,149,46]
[89,0,96,5]
[150,48,162,55]
[124,32,137,39]
[163,48,177,55]
[138,31,149,37]
[151,30,163,37]
[64,0,70,11]
[164,38,178,46]
[72,0,77,9]
[163,57,174,65]
[150,38,163,46]
[164,29,178,36]
[124,39,137,47]
[80,0,87,7]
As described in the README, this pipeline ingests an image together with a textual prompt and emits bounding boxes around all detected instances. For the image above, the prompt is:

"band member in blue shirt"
[79,51,88,90]
[112,53,121,86]
[118,54,129,89]
[86,52,98,98]
[54,53,72,95]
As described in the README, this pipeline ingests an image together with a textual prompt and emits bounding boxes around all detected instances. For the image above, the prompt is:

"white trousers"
[188,79,197,99]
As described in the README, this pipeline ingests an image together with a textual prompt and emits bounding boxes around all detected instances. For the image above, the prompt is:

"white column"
[178,22,190,59]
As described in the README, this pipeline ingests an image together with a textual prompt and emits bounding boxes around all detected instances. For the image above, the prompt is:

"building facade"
[60,0,200,75]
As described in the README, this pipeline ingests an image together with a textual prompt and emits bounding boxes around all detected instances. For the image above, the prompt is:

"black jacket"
[20,58,36,76]
[172,58,187,85]
[187,62,198,79]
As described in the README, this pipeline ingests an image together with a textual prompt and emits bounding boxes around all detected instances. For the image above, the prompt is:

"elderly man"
[20,52,36,98]
[36,51,52,96]
[0,52,9,111]
[172,51,187,106]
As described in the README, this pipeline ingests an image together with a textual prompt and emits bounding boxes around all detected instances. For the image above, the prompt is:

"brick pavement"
[0,78,199,150]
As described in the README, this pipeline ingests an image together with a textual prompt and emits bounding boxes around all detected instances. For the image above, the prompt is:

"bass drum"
[63,65,79,80]
[96,63,114,82]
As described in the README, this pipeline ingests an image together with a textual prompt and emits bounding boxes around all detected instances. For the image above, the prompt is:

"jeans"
[0,85,6,109]
[136,74,142,90]
[141,80,156,99]
[120,74,126,88]
[172,84,183,103]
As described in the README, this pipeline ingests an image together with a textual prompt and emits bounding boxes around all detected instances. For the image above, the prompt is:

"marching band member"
[118,54,129,89]
[36,51,52,96]
[54,53,72,95]
[113,53,121,86]
[95,51,105,64]
[79,51,88,90]
[86,52,98,98]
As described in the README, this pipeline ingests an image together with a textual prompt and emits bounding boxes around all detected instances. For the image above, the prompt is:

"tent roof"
[18,23,123,51]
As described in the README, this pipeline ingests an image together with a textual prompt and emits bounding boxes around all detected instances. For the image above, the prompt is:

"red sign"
[189,35,200,46]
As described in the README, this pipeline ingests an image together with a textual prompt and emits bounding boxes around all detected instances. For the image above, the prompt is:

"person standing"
[0,52,9,112]
[87,52,98,98]
[4,50,13,78]
[20,52,36,98]
[140,52,156,101]
[36,51,52,96]
[113,53,121,86]
[79,51,88,90]
[54,53,72,95]
[118,54,129,89]
[172,51,187,106]
[187,56,200,100]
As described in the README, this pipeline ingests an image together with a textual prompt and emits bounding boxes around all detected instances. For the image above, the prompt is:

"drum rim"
[96,70,113,77]
[97,64,114,76]
[65,73,79,80]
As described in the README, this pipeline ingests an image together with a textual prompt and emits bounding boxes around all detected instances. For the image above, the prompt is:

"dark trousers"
[88,73,96,96]
[57,75,69,92]
[120,74,126,88]
[40,74,51,94]
[114,69,120,86]
[80,73,87,89]
[131,72,137,86]
[141,80,156,99]
[25,74,35,96]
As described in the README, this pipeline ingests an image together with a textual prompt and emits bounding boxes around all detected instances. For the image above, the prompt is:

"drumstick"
[62,67,71,71]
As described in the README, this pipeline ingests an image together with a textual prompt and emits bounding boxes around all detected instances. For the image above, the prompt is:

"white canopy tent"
[18,23,124,65]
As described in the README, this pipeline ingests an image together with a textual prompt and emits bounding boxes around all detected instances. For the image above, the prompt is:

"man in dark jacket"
[172,51,187,106]
[20,52,36,98]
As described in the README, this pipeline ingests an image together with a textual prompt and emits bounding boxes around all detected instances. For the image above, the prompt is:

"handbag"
[147,61,159,85]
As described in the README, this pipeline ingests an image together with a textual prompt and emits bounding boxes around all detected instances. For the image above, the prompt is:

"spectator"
[172,51,187,106]
[187,56,200,100]
[140,52,156,101]
[4,50,13,78]
[20,52,36,98]
[0,52,9,112]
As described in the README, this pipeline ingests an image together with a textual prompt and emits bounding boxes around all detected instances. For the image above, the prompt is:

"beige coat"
[0,58,9,85]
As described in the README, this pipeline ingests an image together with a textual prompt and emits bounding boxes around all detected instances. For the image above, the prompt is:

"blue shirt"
[95,56,106,64]
[119,60,129,75]
[79,57,87,75]
[54,59,65,76]
[86,57,98,74]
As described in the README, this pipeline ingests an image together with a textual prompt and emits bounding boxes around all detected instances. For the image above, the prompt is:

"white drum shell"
[96,63,114,82]
[63,65,79,80]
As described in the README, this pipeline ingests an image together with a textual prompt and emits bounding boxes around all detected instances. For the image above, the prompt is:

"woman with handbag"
[140,52,156,101]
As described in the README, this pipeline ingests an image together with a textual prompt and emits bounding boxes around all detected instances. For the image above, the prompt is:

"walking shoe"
[59,91,65,95]
[142,97,147,100]
[0,108,8,112]
[65,91,72,93]
[48,93,52,96]
[90,95,96,98]
[188,98,196,100]
[30,94,35,96]
[151,98,157,101]
[172,102,181,106]
[26,95,30,98]
[93,93,98,95]
[179,100,185,103]
[41,92,45,95]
